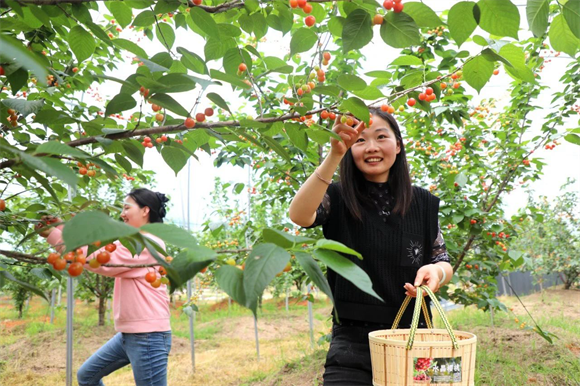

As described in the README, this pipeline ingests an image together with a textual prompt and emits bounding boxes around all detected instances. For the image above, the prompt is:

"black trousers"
[322,320,425,386]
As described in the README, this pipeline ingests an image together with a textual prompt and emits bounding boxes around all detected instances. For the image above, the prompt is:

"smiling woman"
[288,108,454,385]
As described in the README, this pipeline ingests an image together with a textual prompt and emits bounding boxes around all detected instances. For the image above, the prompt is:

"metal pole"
[66,187,76,386]
[66,276,74,386]
[50,288,56,324]
[285,287,289,313]
[186,159,195,372]
[57,285,62,306]
[307,286,314,349]
[253,315,260,361]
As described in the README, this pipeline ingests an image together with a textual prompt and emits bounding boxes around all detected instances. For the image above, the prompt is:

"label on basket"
[413,357,462,384]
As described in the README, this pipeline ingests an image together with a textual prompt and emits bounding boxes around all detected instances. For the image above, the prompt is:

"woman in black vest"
[289,107,453,385]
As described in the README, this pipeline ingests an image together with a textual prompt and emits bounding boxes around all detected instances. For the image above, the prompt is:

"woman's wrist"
[434,264,446,285]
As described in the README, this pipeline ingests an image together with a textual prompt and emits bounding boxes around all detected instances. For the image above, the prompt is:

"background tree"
[511,180,580,290]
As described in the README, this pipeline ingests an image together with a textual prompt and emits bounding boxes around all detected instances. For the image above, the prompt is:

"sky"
[4,1,580,234]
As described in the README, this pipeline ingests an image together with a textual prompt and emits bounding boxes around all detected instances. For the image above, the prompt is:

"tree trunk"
[98,296,106,326]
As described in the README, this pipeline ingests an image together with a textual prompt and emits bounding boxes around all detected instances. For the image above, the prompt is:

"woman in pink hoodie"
[40,188,172,386]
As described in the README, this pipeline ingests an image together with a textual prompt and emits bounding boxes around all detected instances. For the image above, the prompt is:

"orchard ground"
[1,286,579,386]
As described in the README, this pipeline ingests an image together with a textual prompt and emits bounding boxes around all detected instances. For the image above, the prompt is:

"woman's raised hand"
[35,216,61,238]
[329,115,366,157]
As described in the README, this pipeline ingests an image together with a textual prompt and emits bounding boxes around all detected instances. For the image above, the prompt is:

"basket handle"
[393,285,459,350]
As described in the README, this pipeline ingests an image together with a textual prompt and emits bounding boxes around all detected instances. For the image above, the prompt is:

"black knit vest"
[322,182,440,326]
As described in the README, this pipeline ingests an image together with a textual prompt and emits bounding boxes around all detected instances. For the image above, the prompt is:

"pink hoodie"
[47,226,171,333]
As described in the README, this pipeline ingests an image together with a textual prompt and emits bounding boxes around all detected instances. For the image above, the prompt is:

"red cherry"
[418,93,426,101]
[304,15,316,27]
[425,87,433,95]
[303,2,312,13]
[204,107,214,117]
[393,2,404,12]
[184,117,195,128]
[383,0,393,10]
[195,113,206,122]
[407,98,416,107]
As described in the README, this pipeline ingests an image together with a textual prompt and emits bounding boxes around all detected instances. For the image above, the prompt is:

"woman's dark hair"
[127,188,169,223]
[339,107,413,221]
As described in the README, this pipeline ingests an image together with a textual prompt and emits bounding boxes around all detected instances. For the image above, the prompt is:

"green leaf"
[156,73,197,92]
[455,172,468,187]
[168,247,216,290]
[549,14,580,57]
[337,74,367,91]
[223,47,252,76]
[29,5,51,27]
[284,124,308,151]
[132,10,155,27]
[481,48,514,67]
[33,109,77,125]
[294,251,335,309]
[448,1,478,47]
[215,265,246,306]
[190,7,220,39]
[0,36,48,85]
[12,152,77,188]
[313,249,383,302]
[498,44,536,82]
[526,0,550,38]
[156,22,176,49]
[6,67,27,95]
[290,28,318,56]
[161,147,189,175]
[463,55,494,93]
[262,136,292,163]
[149,93,190,116]
[243,243,290,315]
[262,228,316,249]
[178,46,208,75]
[107,1,133,29]
[328,16,346,37]
[209,69,252,90]
[403,2,443,28]
[115,154,132,173]
[85,21,114,47]
[477,0,520,39]
[380,12,421,48]
[389,55,423,66]
[312,85,341,97]
[137,57,169,73]
[141,223,198,249]
[112,38,148,59]
[62,211,139,250]
[251,12,268,39]
[263,56,293,74]
[35,141,88,158]
[564,133,580,146]
[105,93,137,116]
[315,239,362,259]
[68,25,95,63]
[154,0,180,14]
[122,141,144,167]
[0,271,48,301]
[342,9,373,52]
[1,98,45,117]
[204,37,227,61]
[206,92,232,115]
[563,0,580,39]
[352,86,385,100]
[339,97,369,123]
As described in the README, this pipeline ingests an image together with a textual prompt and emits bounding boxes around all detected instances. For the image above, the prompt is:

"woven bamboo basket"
[369,286,477,386]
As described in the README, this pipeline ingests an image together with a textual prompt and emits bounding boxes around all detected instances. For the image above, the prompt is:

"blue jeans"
[77,331,172,386]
